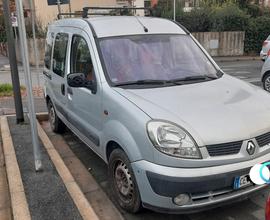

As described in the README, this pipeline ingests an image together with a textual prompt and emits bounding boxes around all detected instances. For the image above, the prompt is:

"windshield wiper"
[114,75,217,87]
[171,75,217,82]
[114,79,167,87]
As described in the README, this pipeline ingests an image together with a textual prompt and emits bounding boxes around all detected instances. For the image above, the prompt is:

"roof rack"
[57,12,115,19]
[82,6,153,18]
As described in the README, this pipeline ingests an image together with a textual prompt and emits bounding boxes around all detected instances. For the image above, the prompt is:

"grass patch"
[0,83,26,97]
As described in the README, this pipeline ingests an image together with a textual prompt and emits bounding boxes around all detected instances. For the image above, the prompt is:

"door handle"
[67,87,73,95]
[43,71,52,80]
[61,84,65,95]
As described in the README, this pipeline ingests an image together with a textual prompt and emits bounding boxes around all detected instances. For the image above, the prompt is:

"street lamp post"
[28,0,40,86]
[57,0,61,15]
[14,0,42,171]
[173,0,176,21]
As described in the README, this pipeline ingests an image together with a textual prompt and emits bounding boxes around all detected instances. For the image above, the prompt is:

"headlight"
[147,120,201,159]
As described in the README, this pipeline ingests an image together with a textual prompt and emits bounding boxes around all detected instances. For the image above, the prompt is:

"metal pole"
[29,0,40,86]
[68,0,72,15]
[2,0,24,123]
[15,0,42,171]
[173,0,176,21]
[57,0,61,15]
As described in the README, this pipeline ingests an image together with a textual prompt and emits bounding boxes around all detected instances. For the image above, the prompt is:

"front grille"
[256,132,270,147]
[206,141,242,156]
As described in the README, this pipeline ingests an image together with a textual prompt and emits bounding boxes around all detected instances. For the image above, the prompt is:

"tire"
[108,148,142,213]
[263,72,270,92]
[47,100,65,133]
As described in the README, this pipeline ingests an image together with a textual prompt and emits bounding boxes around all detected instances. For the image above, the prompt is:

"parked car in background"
[261,57,270,91]
[266,195,270,220]
[44,8,270,214]
[260,35,270,61]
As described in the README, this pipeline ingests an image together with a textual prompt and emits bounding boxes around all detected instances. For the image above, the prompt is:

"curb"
[37,120,99,220]
[0,116,31,220]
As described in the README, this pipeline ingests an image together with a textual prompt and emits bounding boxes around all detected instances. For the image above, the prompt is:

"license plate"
[234,174,251,189]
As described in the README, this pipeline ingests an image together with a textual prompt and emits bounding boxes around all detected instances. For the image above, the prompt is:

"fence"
[192,31,245,57]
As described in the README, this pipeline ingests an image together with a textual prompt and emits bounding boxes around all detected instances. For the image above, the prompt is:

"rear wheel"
[263,73,270,92]
[47,100,65,133]
[108,149,142,213]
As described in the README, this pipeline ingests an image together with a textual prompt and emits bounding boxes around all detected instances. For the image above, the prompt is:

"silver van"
[44,8,270,214]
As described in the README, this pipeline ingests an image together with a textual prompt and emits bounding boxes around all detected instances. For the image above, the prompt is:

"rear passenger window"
[52,33,68,77]
[44,32,53,69]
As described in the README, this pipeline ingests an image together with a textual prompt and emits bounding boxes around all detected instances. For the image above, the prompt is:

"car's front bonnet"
[114,74,270,146]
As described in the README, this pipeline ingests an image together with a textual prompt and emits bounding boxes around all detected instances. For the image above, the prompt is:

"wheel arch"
[262,70,270,82]
[45,94,51,106]
[102,120,143,164]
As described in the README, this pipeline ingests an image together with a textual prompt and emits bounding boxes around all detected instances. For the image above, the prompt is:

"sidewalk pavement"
[0,97,47,116]
[0,54,40,72]
[213,56,261,62]
[7,116,83,220]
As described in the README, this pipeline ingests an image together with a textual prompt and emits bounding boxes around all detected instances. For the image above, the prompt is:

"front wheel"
[108,149,142,213]
[263,73,270,92]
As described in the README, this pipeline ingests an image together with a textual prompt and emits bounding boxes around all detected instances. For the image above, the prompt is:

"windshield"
[99,34,219,87]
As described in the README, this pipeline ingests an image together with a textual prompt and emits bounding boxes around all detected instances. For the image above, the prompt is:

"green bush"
[176,7,212,32]
[0,83,13,96]
[0,84,25,97]
[159,2,249,33]
[244,4,262,17]
[244,16,270,53]
[210,3,250,31]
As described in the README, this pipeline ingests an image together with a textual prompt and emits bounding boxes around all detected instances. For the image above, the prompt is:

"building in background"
[22,0,146,27]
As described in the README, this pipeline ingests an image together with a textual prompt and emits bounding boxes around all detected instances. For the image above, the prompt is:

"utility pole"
[173,0,176,21]
[2,0,24,123]
[29,0,40,86]
[14,0,42,171]
[57,0,61,15]
[68,1,71,14]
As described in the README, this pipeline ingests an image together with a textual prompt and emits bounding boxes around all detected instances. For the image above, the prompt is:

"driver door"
[66,30,102,155]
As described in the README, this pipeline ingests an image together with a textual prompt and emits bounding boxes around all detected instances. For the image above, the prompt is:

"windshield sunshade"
[99,34,219,87]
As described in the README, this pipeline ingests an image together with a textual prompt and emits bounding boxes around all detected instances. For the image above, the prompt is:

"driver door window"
[71,36,94,82]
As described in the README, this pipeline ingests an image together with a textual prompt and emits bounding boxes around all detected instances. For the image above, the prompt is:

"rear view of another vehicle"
[260,35,270,61]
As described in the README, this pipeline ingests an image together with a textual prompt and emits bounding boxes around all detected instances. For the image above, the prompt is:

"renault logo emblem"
[246,141,256,155]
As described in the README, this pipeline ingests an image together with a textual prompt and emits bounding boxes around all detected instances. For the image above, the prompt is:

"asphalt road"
[217,60,263,86]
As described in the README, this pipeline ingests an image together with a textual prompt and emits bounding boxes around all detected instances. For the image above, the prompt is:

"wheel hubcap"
[265,77,270,91]
[114,161,134,202]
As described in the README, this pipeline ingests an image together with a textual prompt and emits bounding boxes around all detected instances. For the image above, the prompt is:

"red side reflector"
[263,41,268,47]
[266,196,270,220]
[268,50,270,56]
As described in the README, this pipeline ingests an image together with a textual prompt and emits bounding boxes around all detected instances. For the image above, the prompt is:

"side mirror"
[67,73,97,94]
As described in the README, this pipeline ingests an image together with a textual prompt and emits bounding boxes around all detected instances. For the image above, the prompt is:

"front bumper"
[131,153,270,213]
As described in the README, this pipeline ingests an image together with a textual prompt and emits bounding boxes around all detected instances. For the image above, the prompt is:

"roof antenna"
[135,16,148,33]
